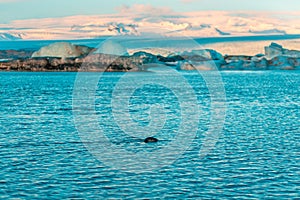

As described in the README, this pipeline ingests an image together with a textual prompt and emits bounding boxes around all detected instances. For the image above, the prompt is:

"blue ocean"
[1,34,300,50]
[1,36,300,199]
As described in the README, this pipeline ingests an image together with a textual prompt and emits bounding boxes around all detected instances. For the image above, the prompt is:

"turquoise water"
[1,34,300,50]
[0,71,299,199]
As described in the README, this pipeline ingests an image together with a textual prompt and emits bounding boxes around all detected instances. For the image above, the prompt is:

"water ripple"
[0,71,299,198]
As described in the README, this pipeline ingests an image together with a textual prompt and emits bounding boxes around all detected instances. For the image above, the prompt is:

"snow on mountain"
[106,23,139,35]
[172,25,229,37]
[71,23,139,35]
[0,9,299,40]
[249,28,286,35]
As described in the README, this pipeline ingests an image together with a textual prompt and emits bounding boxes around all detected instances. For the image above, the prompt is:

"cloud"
[116,4,175,16]
[115,4,183,23]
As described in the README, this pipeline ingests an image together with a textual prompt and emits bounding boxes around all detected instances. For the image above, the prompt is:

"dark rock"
[157,55,185,62]
[0,57,80,71]
[81,53,138,72]
[80,52,159,72]
[268,56,296,70]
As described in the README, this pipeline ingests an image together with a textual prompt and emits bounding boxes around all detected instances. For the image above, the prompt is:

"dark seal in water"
[144,137,158,143]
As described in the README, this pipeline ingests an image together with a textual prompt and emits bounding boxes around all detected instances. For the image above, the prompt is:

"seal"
[144,137,158,143]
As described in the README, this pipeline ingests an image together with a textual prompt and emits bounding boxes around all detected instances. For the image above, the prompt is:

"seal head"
[144,137,158,143]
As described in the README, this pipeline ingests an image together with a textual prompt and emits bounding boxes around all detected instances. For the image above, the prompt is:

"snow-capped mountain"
[71,23,139,36]
[0,9,299,40]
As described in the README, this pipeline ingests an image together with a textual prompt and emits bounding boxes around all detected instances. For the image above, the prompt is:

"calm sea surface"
[1,34,300,50]
[0,71,299,199]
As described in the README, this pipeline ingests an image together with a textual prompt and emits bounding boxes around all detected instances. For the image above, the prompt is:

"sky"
[1,0,300,23]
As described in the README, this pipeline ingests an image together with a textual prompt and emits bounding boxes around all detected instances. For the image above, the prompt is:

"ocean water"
[1,34,300,50]
[0,71,299,199]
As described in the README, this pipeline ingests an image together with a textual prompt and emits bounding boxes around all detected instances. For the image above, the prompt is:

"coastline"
[1,37,300,72]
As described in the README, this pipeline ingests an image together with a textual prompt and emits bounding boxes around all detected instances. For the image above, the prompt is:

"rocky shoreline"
[0,42,299,72]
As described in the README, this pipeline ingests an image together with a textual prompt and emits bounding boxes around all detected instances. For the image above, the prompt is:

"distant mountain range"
[0,10,299,40]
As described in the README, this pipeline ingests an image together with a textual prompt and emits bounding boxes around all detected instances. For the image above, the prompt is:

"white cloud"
[116,4,175,16]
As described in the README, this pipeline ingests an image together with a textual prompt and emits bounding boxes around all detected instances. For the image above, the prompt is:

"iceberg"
[32,42,93,58]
